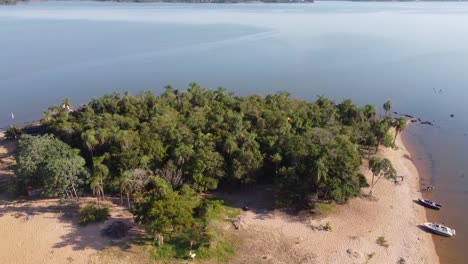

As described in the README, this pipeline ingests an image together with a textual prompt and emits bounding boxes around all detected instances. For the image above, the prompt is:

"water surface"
[1,2,468,262]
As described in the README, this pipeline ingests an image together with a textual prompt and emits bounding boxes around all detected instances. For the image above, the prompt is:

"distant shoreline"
[4,0,468,5]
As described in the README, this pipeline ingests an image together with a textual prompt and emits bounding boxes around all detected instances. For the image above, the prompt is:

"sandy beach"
[229,133,440,264]
[0,132,142,264]
[0,131,439,264]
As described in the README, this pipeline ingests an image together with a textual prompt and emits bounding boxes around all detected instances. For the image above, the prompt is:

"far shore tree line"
[11,84,406,256]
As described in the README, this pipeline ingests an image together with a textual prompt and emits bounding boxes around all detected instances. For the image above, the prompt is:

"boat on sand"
[417,198,442,210]
[423,222,456,237]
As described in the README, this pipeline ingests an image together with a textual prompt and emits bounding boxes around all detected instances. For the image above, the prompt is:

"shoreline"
[0,128,440,263]
[230,131,440,263]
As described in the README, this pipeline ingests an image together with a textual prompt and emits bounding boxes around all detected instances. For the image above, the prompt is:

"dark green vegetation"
[14,85,405,260]
[79,203,110,225]
[15,134,89,197]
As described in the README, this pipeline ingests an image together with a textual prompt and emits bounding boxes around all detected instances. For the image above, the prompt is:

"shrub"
[358,173,369,187]
[376,236,389,247]
[382,133,394,148]
[5,127,20,140]
[79,203,109,225]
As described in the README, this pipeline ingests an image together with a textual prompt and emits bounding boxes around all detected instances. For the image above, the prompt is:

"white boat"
[418,198,442,210]
[423,222,456,237]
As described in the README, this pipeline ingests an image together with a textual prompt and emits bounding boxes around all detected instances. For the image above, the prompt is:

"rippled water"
[1,2,468,262]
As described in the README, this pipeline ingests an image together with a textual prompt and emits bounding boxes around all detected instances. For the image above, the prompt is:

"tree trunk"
[156,233,164,246]
[126,192,131,210]
[100,179,105,200]
[71,184,78,200]
[393,130,399,145]
[120,191,124,205]
[368,173,376,196]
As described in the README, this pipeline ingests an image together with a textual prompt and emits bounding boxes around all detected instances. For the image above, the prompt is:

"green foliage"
[376,236,389,248]
[324,222,332,231]
[41,86,394,206]
[15,134,89,197]
[35,85,398,261]
[393,116,408,145]
[368,157,396,196]
[382,132,394,148]
[132,178,200,245]
[79,203,109,225]
[383,100,392,116]
[358,173,369,187]
[315,202,335,216]
[5,127,20,139]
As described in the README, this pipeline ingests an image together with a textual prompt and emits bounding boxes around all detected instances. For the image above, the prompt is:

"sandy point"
[229,133,439,264]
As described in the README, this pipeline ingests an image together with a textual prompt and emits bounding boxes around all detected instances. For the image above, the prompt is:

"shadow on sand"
[211,184,312,223]
[0,197,140,253]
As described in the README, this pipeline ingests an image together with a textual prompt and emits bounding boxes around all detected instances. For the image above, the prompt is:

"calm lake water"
[1,1,468,262]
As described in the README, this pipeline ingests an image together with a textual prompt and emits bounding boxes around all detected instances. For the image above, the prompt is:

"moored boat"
[423,222,456,237]
[418,198,442,210]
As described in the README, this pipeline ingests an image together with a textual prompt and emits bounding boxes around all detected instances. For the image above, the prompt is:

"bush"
[382,132,394,148]
[5,127,20,140]
[79,203,109,225]
[376,236,389,248]
[358,173,369,187]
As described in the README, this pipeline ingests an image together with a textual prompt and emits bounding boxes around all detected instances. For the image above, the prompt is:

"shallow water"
[1,2,468,262]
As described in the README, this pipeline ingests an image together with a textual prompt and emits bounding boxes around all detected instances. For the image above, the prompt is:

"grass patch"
[397,257,407,264]
[315,202,335,216]
[376,236,389,248]
[79,203,109,225]
[151,200,240,262]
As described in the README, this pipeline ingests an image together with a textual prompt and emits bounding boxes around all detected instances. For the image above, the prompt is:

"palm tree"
[270,153,282,175]
[383,100,392,117]
[81,129,98,160]
[120,172,134,209]
[393,116,408,145]
[314,158,328,185]
[223,136,238,157]
[90,177,104,208]
[93,161,109,198]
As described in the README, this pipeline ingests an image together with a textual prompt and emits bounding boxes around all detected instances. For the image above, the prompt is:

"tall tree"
[383,100,393,117]
[368,157,396,196]
[132,179,200,246]
[81,129,98,160]
[15,134,89,198]
[393,116,408,145]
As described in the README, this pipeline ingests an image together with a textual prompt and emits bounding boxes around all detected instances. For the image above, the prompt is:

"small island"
[0,85,437,263]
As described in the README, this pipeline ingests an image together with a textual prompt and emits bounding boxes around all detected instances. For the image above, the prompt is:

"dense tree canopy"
[40,84,396,206]
[15,134,89,198]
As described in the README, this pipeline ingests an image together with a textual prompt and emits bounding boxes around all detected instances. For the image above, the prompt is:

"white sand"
[233,134,439,264]
[0,132,135,264]
[0,131,438,264]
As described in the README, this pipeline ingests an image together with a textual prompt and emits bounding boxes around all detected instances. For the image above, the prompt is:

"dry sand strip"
[0,132,136,264]
[232,133,439,264]
[0,131,438,264]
